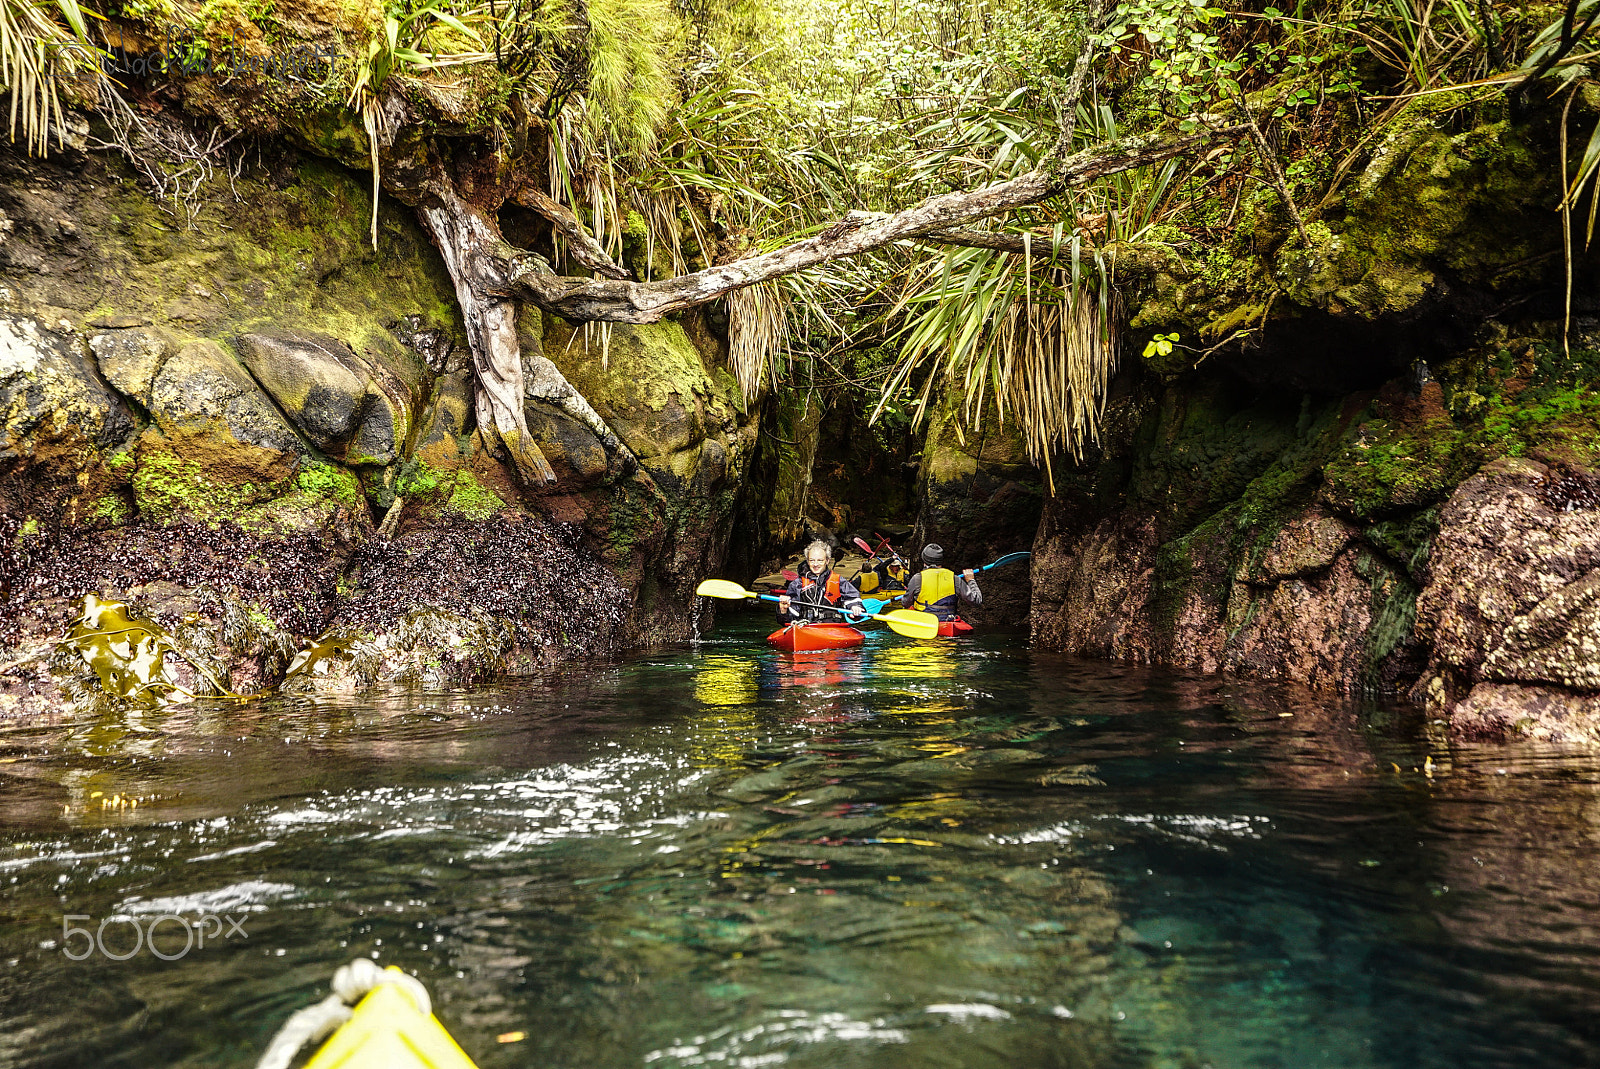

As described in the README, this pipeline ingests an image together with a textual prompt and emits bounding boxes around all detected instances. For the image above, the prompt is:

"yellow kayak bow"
[304,975,479,1069]
[257,961,480,1069]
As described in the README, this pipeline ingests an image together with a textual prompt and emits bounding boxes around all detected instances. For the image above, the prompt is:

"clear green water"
[4,613,1600,1068]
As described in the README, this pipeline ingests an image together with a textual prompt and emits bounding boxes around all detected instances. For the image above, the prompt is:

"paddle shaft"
[754,591,866,621]
[856,536,910,571]
[694,579,938,638]
[752,591,935,634]
[967,551,1032,574]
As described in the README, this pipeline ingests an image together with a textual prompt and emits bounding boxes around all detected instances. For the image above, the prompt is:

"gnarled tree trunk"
[420,189,557,486]
[419,181,648,485]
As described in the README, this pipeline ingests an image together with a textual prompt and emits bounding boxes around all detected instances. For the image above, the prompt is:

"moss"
[393,457,442,497]
[1355,549,1419,691]
[391,459,506,521]
[1322,415,1469,518]
[295,461,366,510]
[540,318,736,459]
[132,450,267,520]
[1147,510,1230,641]
[1332,112,1552,300]
[1365,508,1440,581]
[16,516,40,539]
[1323,341,1600,519]
[88,495,133,524]
[1478,379,1600,465]
[75,153,461,370]
[443,470,506,521]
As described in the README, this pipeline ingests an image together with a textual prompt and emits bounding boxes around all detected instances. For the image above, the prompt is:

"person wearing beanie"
[898,543,981,621]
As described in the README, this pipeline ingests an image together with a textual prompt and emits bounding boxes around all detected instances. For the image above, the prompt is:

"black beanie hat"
[921,543,944,565]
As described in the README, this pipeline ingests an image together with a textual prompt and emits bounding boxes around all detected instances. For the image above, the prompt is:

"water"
[4,611,1600,1068]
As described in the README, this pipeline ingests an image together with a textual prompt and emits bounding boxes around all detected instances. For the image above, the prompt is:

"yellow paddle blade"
[696,579,756,600]
[879,609,940,639]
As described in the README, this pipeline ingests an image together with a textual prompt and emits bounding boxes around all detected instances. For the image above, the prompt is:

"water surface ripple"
[3,614,1599,1068]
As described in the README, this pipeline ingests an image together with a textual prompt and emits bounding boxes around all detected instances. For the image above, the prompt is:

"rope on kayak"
[255,958,433,1069]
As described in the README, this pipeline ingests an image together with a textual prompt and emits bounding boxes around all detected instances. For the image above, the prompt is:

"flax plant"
[869,101,1177,481]
[0,0,102,156]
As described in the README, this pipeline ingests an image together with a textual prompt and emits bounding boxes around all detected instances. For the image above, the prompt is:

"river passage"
[2,612,1599,1068]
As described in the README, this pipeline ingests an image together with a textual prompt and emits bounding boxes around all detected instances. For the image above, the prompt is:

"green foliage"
[295,462,366,510]
[1143,331,1180,358]
[585,0,681,157]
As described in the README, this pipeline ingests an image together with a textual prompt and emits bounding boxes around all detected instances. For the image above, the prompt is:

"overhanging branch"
[494,128,1245,324]
[514,185,632,281]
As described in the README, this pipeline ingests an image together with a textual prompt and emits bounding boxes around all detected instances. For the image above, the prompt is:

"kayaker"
[778,541,867,625]
[865,553,909,592]
[899,543,981,621]
[851,535,909,592]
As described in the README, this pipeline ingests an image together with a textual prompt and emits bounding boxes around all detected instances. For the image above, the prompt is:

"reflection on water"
[3,610,1600,1068]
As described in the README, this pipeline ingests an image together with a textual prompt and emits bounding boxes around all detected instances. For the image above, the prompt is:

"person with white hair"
[898,543,981,621]
[777,540,867,625]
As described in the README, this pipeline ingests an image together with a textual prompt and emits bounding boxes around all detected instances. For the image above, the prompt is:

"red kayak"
[767,622,865,652]
[938,618,975,637]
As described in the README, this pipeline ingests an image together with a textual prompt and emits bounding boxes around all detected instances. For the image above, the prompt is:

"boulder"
[1411,457,1600,712]
[541,318,730,460]
[1485,569,1600,691]
[146,339,307,458]
[524,399,609,484]
[414,370,473,467]
[235,329,415,466]
[124,340,309,519]
[88,325,176,402]
[0,313,133,461]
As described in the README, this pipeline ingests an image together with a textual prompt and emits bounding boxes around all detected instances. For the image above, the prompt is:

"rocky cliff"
[1032,102,1600,742]
[0,138,754,713]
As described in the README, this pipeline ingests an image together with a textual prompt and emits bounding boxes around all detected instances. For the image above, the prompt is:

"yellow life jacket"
[913,567,956,611]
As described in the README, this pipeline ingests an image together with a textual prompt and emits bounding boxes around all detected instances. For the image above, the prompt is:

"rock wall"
[1033,102,1600,740]
[1032,328,1600,740]
[0,138,753,713]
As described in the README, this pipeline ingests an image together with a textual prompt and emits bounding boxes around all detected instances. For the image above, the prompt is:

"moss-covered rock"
[236,328,419,466]
[1,313,134,462]
[542,318,732,460]
[523,400,609,484]
[88,325,176,403]
[149,339,305,454]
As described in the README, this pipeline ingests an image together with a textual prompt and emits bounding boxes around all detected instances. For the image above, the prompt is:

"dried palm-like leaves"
[0,0,102,156]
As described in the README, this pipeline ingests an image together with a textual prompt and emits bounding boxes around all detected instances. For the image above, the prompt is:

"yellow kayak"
[302,968,479,1069]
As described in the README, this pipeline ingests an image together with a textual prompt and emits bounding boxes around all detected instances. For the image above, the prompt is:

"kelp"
[282,633,366,681]
[59,594,234,706]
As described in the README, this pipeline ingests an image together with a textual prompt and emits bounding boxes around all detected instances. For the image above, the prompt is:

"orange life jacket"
[799,572,842,603]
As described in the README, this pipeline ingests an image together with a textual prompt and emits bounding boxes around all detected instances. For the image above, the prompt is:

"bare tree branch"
[840,211,1082,254]
[495,128,1244,323]
[514,185,632,281]
[1231,87,1311,248]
